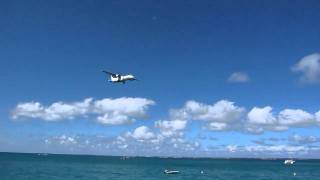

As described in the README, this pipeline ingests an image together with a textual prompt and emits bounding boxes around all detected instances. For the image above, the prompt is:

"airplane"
[102,70,137,84]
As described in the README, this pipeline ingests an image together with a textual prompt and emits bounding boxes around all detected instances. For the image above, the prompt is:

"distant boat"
[120,156,129,160]
[284,159,295,165]
[164,169,179,174]
[37,153,48,156]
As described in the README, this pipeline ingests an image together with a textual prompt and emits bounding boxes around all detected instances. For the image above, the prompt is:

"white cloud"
[169,100,319,134]
[204,144,317,158]
[245,106,285,133]
[93,98,154,118]
[45,135,77,145]
[316,111,320,122]
[155,119,187,137]
[126,126,155,141]
[278,109,315,126]
[207,122,228,131]
[41,132,320,158]
[226,145,237,152]
[292,53,320,84]
[11,97,320,134]
[228,72,250,83]
[244,145,307,153]
[245,107,318,133]
[115,128,201,156]
[171,100,245,122]
[12,97,155,125]
[12,98,92,121]
[96,113,134,125]
[247,106,276,125]
[170,100,245,131]
[289,134,320,144]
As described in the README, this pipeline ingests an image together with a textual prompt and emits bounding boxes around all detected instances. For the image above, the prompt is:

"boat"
[37,153,48,156]
[164,169,179,174]
[284,159,295,165]
[120,156,129,160]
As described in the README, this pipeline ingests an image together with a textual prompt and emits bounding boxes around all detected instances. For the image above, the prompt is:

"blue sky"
[1,0,320,158]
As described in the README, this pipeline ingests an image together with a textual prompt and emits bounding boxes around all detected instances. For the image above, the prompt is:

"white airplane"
[102,70,137,84]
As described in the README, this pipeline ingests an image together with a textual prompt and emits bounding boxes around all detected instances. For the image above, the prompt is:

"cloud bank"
[10,97,320,157]
[43,133,320,158]
[12,97,155,125]
[167,100,320,134]
[12,98,320,133]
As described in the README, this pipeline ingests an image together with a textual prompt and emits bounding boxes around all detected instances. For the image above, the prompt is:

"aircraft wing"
[102,70,117,76]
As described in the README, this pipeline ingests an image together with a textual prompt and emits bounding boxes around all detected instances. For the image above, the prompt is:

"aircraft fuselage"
[109,74,136,83]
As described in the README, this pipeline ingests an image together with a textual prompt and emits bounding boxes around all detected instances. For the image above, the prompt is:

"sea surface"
[0,152,319,180]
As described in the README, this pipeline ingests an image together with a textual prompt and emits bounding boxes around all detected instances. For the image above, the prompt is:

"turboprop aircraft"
[102,70,137,84]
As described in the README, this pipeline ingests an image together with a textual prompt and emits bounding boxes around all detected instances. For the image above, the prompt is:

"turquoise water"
[0,152,319,179]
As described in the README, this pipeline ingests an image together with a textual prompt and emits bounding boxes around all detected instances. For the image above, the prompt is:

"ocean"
[0,152,319,179]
